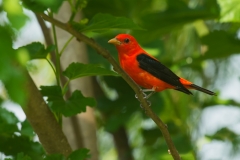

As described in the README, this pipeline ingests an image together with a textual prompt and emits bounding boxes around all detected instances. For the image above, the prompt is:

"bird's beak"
[108,38,121,45]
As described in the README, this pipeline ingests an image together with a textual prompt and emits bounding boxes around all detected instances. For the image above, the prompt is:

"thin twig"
[40,13,181,160]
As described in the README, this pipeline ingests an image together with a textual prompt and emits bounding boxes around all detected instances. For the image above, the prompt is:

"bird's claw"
[135,92,148,100]
[147,100,151,106]
[135,94,138,99]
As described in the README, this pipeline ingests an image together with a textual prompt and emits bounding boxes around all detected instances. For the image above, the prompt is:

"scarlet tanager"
[108,34,215,96]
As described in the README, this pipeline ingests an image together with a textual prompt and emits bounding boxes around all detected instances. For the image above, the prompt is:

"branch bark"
[24,72,72,157]
[39,13,181,160]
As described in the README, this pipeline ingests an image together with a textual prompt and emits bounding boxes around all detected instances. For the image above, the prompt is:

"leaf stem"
[68,0,81,22]
[46,57,57,75]
[49,12,61,86]
[62,79,70,95]
[59,36,74,56]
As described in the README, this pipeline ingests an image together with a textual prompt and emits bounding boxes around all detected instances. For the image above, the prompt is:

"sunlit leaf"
[219,0,240,22]
[3,0,28,30]
[0,27,27,106]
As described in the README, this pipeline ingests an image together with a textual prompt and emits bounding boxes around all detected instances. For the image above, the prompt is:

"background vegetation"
[1,0,240,159]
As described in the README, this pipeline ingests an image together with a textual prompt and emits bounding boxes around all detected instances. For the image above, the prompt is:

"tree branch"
[24,72,72,157]
[39,13,181,160]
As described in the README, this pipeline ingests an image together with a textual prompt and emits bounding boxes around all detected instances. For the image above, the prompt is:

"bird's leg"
[135,87,156,100]
[146,91,156,99]
[142,87,156,99]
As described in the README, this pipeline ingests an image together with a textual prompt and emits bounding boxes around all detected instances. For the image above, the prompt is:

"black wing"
[136,54,192,95]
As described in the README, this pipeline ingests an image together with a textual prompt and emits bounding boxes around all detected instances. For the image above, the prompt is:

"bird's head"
[108,34,141,55]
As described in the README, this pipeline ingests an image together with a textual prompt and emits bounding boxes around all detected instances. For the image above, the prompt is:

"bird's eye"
[124,38,130,43]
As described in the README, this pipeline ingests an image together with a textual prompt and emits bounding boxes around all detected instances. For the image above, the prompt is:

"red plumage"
[108,34,215,95]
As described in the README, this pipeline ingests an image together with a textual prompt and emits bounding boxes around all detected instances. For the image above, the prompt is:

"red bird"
[108,34,215,97]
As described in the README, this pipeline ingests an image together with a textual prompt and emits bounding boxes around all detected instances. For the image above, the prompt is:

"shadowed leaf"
[18,42,55,60]
[77,13,144,32]
[50,90,96,117]
[67,148,91,160]
[63,62,118,80]
[22,0,64,13]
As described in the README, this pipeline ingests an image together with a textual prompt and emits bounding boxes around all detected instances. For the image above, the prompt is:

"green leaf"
[63,62,118,80]
[67,148,91,160]
[0,134,44,159]
[133,0,220,42]
[200,30,240,59]
[79,13,144,32]
[40,86,96,117]
[3,0,28,30]
[0,26,27,106]
[21,120,35,138]
[40,85,63,101]
[50,90,96,117]
[219,0,240,22]
[18,42,55,60]
[22,0,64,13]
[0,107,19,136]
[16,153,32,160]
[44,154,65,160]
[206,127,238,141]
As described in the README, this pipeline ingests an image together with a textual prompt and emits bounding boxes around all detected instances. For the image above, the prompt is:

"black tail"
[175,87,193,95]
[189,84,216,95]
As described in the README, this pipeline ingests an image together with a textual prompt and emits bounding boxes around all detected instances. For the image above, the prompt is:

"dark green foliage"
[200,30,240,59]
[22,0,64,13]
[40,86,96,117]
[17,42,55,59]
[67,148,91,160]
[49,90,96,117]
[0,108,44,159]
[81,13,144,32]
[71,13,144,32]
[43,154,65,160]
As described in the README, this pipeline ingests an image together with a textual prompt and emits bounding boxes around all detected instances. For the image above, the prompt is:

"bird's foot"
[135,92,147,100]
[136,87,156,100]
